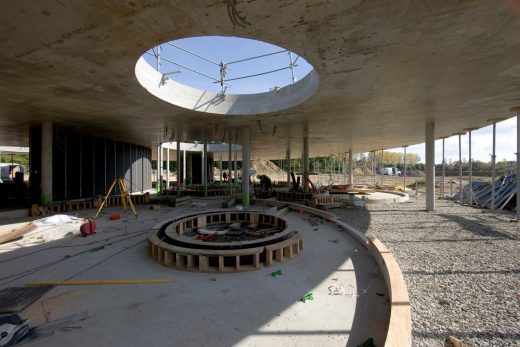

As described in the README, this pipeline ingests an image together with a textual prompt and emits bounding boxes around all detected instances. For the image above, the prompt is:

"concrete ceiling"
[1,0,520,159]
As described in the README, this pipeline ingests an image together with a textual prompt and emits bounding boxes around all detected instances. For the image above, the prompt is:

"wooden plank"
[0,222,37,244]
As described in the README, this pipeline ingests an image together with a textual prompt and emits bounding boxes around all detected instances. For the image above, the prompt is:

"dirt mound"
[251,160,287,182]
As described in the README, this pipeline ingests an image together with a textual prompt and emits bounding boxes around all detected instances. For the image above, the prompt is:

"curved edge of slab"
[368,238,412,347]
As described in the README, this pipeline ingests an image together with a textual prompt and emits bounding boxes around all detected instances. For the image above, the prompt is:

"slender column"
[219,152,223,182]
[166,146,170,189]
[242,127,251,208]
[425,122,435,211]
[182,150,186,187]
[303,128,309,192]
[234,147,238,186]
[459,134,463,201]
[441,138,445,199]
[491,122,496,210]
[468,130,473,204]
[203,141,207,197]
[228,140,233,195]
[157,143,163,193]
[372,151,376,188]
[176,139,181,196]
[403,146,407,192]
[286,146,291,189]
[348,149,354,185]
[41,122,53,205]
[380,149,384,185]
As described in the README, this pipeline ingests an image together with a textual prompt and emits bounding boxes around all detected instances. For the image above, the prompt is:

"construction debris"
[452,174,517,210]
[300,293,314,303]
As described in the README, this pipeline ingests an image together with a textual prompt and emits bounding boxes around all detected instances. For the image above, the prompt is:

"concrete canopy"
[0,1,519,159]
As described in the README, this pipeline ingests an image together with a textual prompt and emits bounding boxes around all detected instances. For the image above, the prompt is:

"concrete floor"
[0,200,389,346]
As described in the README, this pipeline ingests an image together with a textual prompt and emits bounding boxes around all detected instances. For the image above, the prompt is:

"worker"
[257,174,272,191]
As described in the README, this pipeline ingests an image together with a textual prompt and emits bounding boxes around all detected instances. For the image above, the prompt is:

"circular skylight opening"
[135,36,318,115]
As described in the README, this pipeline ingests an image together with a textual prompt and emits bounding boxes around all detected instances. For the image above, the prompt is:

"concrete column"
[233,147,238,187]
[41,122,53,205]
[372,151,376,188]
[176,139,181,196]
[228,140,232,195]
[186,152,192,185]
[348,149,354,185]
[425,122,435,211]
[441,138,445,199]
[242,127,251,208]
[286,146,291,190]
[403,146,407,192]
[458,134,463,201]
[303,128,309,192]
[516,110,520,221]
[219,152,223,182]
[182,150,186,187]
[203,141,207,197]
[166,146,170,189]
[158,144,163,193]
[468,130,473,204]
[491,122,496,210]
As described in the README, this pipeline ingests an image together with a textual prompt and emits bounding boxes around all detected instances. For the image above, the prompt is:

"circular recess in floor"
[135,36,318,115]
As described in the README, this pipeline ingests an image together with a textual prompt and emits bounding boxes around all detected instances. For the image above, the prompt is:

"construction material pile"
[452,173,517,210]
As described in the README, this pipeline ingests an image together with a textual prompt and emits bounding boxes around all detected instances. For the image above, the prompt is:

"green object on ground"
[313,228,319,232]
[301,293,314,303]
[271,269,282,277]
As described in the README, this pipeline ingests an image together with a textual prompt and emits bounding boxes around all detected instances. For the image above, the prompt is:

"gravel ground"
[334,196,520,347]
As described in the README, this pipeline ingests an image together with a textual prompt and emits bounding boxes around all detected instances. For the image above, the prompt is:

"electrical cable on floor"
[65,238,146,280]
[0,229,150,286]
[0,216,161,265]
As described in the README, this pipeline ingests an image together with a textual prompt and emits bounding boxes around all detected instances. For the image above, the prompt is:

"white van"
[380,167,401,176]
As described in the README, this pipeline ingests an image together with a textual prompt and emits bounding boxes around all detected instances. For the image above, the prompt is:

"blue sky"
[144,36,313,94]
[388,116,518,164]
[143,36,517,164]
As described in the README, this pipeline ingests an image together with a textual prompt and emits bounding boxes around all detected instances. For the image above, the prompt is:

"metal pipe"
[166,42,220,66]
[289,52,296,83]
[156,45,161,72]
[227,49,287,65]
[219,66,293,83]
[491,122,496,210]
[161,57,220,82]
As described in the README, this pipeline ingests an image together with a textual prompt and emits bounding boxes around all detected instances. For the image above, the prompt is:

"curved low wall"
[148,210,303,272]
[253,199,412,347]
